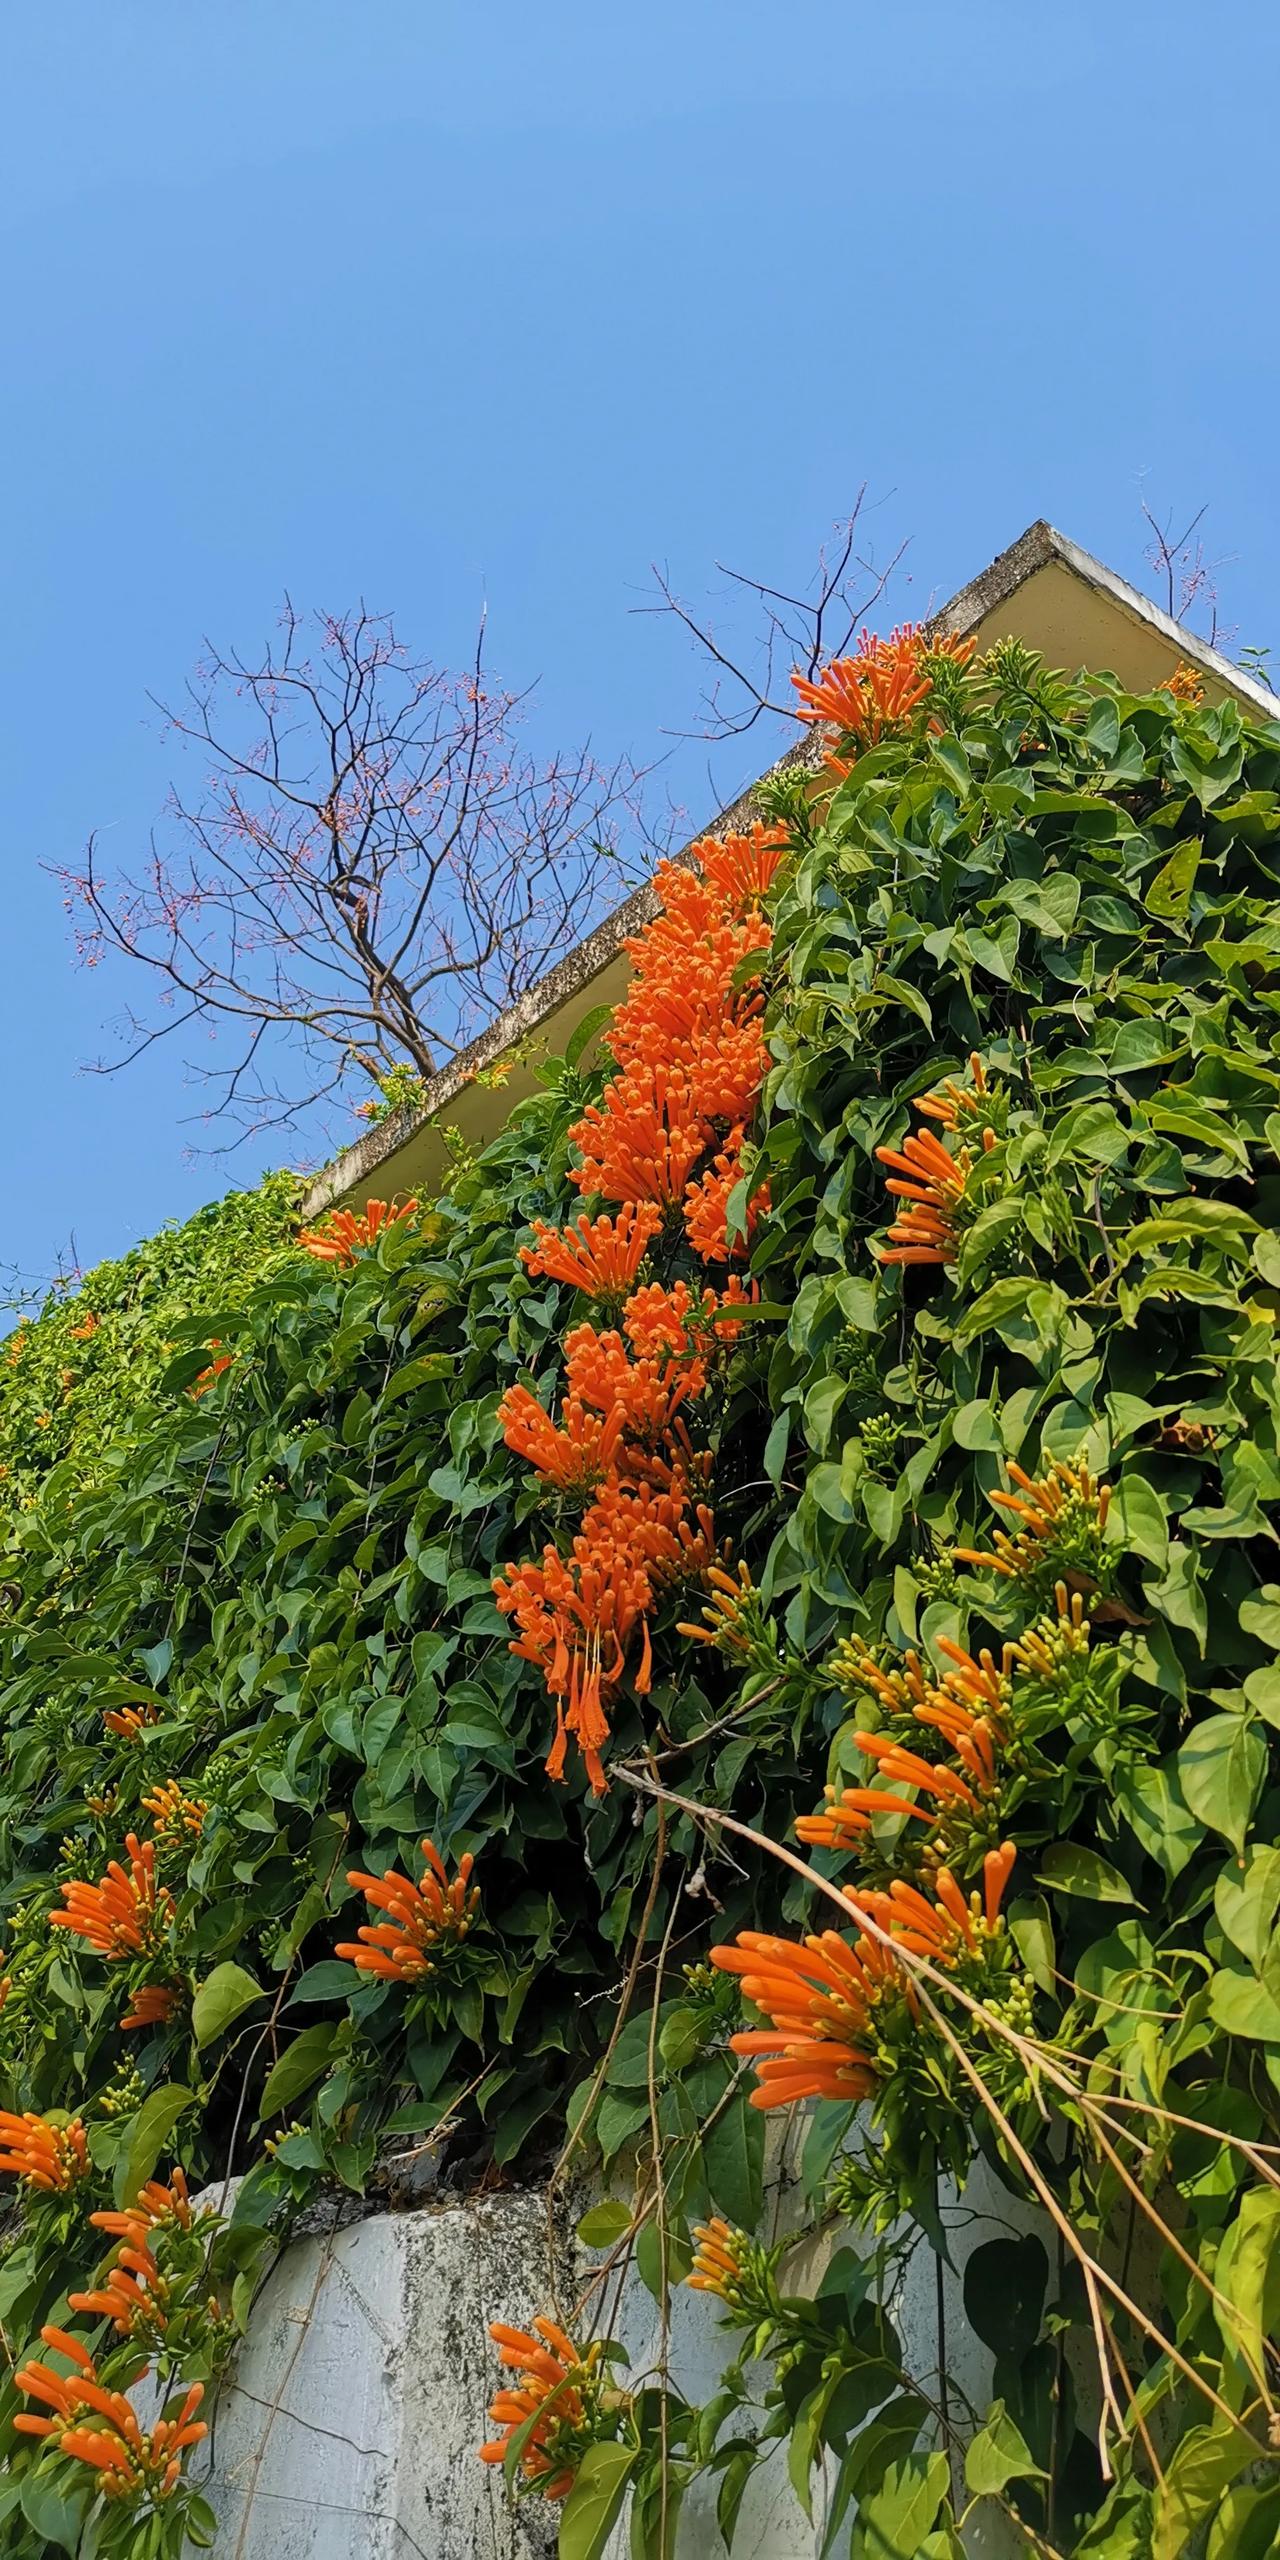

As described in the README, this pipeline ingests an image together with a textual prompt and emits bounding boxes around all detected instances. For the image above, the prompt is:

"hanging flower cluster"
[956,1455,1113,1597]
[297,1196,418,1265]
[0,2110,90,2192]
[48,1831,182,2036]
[493,826,788,1791]
[791,625,977,770]
[336,1837,479,1985]
[14,2326,206,2506]
[479,2317,623,2501]
[710,1848,1018,2112]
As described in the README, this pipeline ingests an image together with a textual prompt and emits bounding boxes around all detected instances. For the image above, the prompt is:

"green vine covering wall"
[2,638,1280,2559]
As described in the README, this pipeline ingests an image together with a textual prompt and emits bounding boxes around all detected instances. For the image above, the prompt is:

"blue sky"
[4,0,1278,1292]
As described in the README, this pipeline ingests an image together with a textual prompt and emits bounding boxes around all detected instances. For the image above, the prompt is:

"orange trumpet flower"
[0,2110,90,2192]
[120,1982,182,2033]
[336,1838,480,1985]
[91,2168,194,2247]
[50,1835,175,1962]
[298,1197,417,1265]
[15,2332,206,2502]
[687,2217,748,2302]
[478,2316,596,2499]
[520,1204,661,1300]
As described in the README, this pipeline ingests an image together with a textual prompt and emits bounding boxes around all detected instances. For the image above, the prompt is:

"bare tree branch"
[641,491,909,745]
[53,603,652,1144]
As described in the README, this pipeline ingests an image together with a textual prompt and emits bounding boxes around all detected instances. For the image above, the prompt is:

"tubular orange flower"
[1162,661,1205,705]
[521,1204,661,1300]
[103,1702,160,1742]
[712,1847,1019,2113]
[497,1382,623,1497]
[791,629,933,750]
[50,1835,175,1962]
[497,812,778,1790]
[191,1342,234,1398]
[795,1786,935,1852]
[916,1053,990,1129]
[120,1982,181,2033]
[684,1138,769,1265]
[91,2168,194,2245]
[955,1456,1112,1583]
[710,1925,882,2111]
[874,1121,995,1267]
[691,820,790,910]
[478,2317,600,2500]
[336,1838,480,1984]
[140,1780,206,1840]
[622,1279,697,1359]
[851,1731,978,1809]
[69,2240,167,2338]
[687,2217,746,2300]
[298,1197,418,1265]
[70,1312,100,1342]
[0,2110,90,2192]
[16,2335,207,2504]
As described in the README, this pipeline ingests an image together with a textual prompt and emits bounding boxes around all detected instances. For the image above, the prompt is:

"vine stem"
[611,1763,1275,2459]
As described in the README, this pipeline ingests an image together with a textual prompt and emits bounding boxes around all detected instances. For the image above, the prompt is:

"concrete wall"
[193,2160,1036,2559]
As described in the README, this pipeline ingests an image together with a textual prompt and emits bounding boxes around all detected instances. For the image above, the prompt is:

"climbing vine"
[3,625,1280,2558]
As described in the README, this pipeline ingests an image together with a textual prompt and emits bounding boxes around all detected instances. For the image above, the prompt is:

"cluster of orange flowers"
[874,1057,998,1266]
[48,1832,180,2036]
[956,1454,1111,1582]
[791,624,976,771]
[494,825,788,1791]
[0,2110,89,2192]
[298,1195,418,1264]
[710,1847,1017,2111]
[336,1837,479,1985]
[479,2317,606,2500]
[14,2326,206,2505]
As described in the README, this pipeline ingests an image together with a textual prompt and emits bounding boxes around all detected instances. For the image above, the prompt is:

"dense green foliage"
[0,1176,301,1510]
[4,642,1280,2555]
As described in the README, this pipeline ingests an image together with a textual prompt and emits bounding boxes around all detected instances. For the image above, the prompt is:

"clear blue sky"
[4,0,1277,1291]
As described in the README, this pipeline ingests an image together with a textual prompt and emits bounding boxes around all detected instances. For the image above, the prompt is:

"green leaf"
[1107,1471,1168,1570]
[18,2474,90,2554]
[1215,1847,1280,1969]
[564,1004,615,1071]
[849,2451,949,2560]
[1144,837,1201,922]
[703,2089,764,2228]
[1239,1583,1280,1647]
[558,2442,636,2560]
[1209,1967,1280,2044]
[963,2401,1044,2497]
[258,2022,340,2120]
[192,1961,263,2051]
[1039,1844,1136,1904]
[998,872,1081,939]
[1008,1894,1055,1994]
[1213,2187,1280,2384]
[113,2083,196,2209]
[1045,1102,1131,1168]
[1152,2421,1257,2560]
[962,2235,1047,2358]
[1208,2480,1280,2560]
[1178,1712,1266,1854]
[951,1276,1037,1348]
[1121,1199,1258,1262]
[576,2199,632,2249]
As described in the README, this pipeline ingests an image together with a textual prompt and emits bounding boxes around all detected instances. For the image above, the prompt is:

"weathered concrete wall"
[193,2160,1037,2558]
